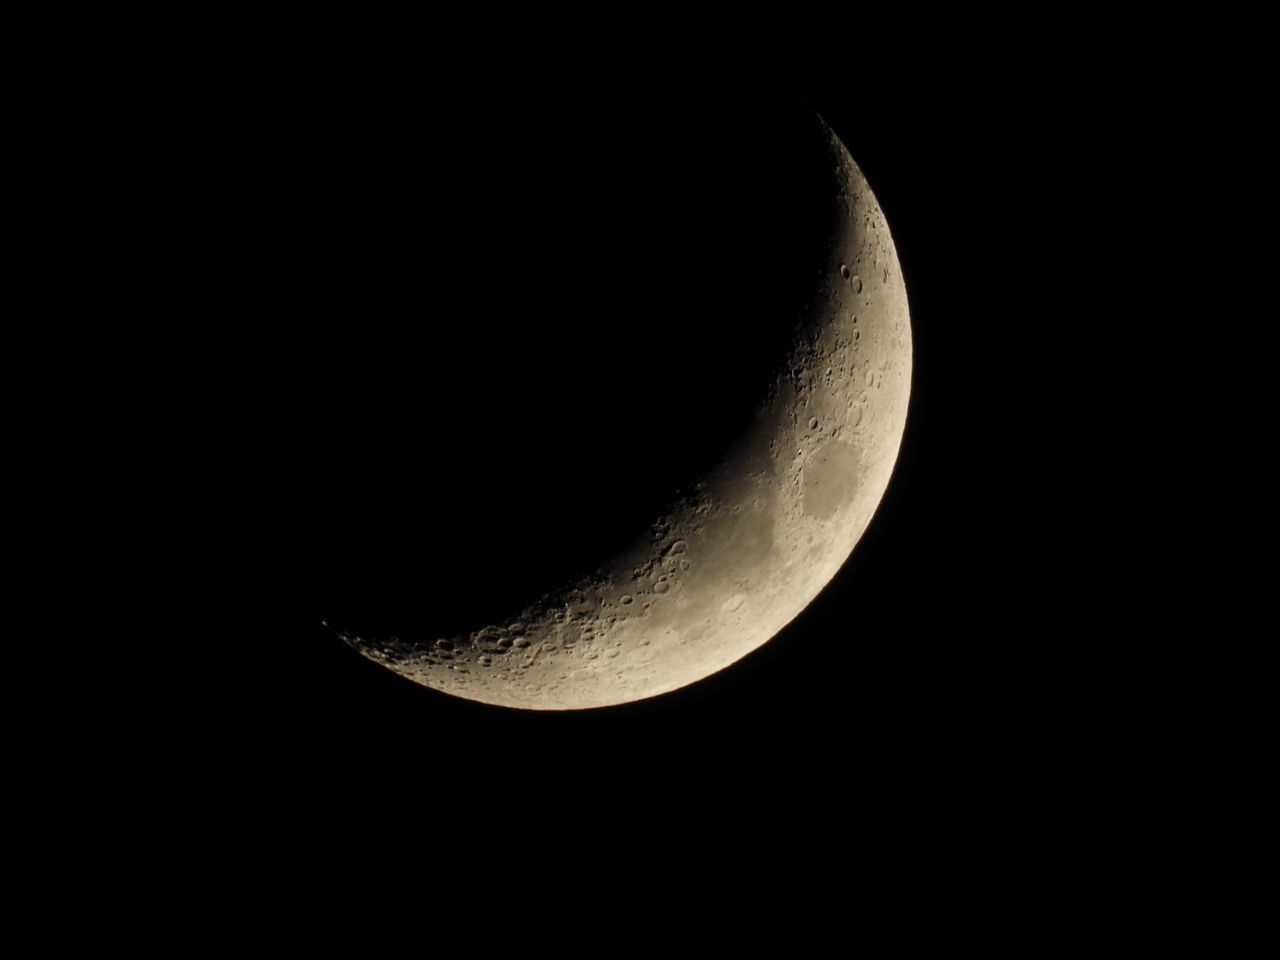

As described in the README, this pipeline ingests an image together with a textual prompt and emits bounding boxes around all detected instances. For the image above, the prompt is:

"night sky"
[192,76,1070,817]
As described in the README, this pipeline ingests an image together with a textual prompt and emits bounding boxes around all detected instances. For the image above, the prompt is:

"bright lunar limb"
[332,114,912,710]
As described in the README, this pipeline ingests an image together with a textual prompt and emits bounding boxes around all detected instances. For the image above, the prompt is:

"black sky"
[195,76,1078,815]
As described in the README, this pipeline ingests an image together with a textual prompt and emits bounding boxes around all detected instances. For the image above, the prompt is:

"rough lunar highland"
[332,119,913,709]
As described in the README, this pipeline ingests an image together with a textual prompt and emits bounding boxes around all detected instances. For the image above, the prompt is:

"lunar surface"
[330,112,912,709]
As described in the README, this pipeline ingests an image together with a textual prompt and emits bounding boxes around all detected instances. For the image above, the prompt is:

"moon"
[329,110,912,710]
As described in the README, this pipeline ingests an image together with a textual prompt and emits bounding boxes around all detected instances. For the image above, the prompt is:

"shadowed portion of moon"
[299,92,911,708]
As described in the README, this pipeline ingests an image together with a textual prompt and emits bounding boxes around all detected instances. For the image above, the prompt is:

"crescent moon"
[331,112,912,710]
